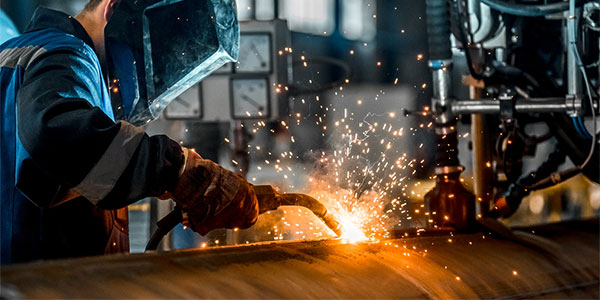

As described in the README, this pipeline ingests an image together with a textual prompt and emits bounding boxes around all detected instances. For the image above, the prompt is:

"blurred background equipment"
[1,0,598,297]
[420,0,599,230]
[0,9,19,44]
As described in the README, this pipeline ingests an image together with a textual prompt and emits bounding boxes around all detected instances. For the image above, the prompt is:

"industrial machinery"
[421,0,599,230]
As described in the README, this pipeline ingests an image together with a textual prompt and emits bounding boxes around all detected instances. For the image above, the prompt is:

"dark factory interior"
[1,0,599,298]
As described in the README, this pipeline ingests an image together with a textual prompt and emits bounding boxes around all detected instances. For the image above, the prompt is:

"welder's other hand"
[166,148,259,235]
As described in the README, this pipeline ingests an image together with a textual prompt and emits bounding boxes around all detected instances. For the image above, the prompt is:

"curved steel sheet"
[1,219,598,299]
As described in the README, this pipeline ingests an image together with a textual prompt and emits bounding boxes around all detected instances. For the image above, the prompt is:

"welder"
[0,9,18,44]
[0,0,258,264]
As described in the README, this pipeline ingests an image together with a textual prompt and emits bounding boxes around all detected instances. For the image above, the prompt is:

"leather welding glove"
[163,148,259,235]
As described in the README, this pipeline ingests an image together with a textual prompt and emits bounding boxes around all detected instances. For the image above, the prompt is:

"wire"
[578,116,593,139]
[572,117,590,139]
[572,116,593,139]
[572,42,597,169]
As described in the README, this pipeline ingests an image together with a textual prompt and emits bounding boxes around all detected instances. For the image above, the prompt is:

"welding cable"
[145,206,183,251]
[573,116,593,139]
[488,147,567,218]
[571,117,590,139]
[574,117,587,138]
[426,0,453,60]
[578,117,594,139]
[481,0,587,17]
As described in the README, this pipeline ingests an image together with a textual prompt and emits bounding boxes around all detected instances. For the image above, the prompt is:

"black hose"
[145,207,183,252]
[481,0,586,17]
[426,0,453,61]
[547,113,599,183]
[488,147,567,218]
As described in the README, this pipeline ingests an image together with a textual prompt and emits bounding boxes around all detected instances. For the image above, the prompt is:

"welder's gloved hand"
[164,148,259,235]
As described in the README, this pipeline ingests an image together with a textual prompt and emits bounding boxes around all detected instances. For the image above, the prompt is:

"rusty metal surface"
[1,219,598,299]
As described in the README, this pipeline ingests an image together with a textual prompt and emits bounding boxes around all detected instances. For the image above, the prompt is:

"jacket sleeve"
[17,45,183,209]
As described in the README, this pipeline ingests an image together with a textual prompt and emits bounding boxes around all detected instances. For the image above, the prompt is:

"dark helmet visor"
[106,0,239,125]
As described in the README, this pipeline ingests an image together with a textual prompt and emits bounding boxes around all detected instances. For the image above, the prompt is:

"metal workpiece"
[449,97,583,115]
[1,220,598,299]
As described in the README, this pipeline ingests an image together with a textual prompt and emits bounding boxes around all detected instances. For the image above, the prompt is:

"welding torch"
[146,185,342,251]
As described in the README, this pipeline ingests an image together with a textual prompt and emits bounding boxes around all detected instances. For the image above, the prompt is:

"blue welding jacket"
[1,8,184,264]
[0,9,19,44]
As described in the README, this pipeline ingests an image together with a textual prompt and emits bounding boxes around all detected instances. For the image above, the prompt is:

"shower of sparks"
[186,47,470,247]
[299,109,427,241]
[230,91,435,243]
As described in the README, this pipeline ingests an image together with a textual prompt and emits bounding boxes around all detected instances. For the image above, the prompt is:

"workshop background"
[2,0,598,254]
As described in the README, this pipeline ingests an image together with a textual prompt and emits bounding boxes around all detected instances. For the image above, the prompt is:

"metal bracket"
[499,92,515,119]
[565,94,583,117]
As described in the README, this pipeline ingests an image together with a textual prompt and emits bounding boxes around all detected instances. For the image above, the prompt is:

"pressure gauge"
[164,84,202,119]
[231,78,270,119]
[236,33,271,73]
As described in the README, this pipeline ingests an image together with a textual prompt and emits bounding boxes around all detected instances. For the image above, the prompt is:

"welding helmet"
[105,0,239,125]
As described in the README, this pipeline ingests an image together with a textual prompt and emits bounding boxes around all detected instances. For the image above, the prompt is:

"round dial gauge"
[164,85,202,119]
[237,34,271,73]
[231,78,270,119]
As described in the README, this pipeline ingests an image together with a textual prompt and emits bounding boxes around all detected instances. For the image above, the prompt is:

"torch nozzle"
[254,185,343,237]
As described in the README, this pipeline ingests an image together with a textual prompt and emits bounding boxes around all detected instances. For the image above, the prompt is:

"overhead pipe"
[450,97,584,115]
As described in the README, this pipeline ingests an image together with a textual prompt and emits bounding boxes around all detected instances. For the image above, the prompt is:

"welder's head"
[84,0,103,10]
[104,0,239,125]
